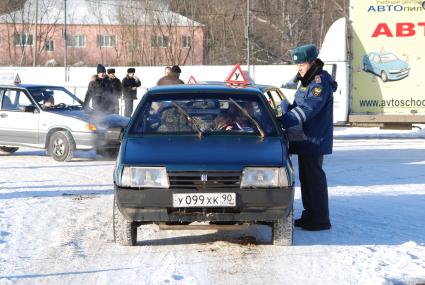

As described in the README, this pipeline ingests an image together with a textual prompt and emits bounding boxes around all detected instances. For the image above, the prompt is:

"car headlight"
[120,167,169,188]
[240,167,290,188]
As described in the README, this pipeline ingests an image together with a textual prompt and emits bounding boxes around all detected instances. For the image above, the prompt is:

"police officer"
[279,44,337,231]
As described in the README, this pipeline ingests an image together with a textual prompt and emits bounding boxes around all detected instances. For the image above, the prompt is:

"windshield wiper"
[171,102,203,139]
[229,98,265,138]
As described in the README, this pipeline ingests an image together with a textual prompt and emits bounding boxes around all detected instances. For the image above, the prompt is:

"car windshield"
[380,53,398,63]
[27,87,83,110]
[129,93,278,136]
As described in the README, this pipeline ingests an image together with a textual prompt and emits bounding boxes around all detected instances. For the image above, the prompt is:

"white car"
[0,84,129,161]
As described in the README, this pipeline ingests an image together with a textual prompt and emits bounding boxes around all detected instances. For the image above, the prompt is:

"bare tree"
[1,0,61,66]
[171,0,349,65]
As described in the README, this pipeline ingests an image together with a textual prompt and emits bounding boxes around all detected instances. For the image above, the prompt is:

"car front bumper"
[115,185,294,223]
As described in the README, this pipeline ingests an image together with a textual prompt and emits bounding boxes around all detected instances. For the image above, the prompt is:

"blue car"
[363,51,410,82]
[113,84,295,246]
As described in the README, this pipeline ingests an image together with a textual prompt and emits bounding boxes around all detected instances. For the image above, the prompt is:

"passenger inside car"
[158,106,192,132]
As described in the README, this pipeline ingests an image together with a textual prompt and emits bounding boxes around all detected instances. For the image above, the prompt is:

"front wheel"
[113,197,137,246]
[49,131,75,162]
[381,71,388,82]
[272,209,293,246]
[0,146,19,154]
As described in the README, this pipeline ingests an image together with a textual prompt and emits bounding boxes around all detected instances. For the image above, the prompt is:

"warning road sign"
[224,64,249,85]
[14,73,21,85]
[187,75,197,84]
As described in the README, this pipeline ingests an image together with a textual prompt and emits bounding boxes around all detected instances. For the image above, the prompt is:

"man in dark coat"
[84,64,114,113]
[107,68,122,114]
[278,44,338,231]
[121,67,141,117]
[156,65,185,86]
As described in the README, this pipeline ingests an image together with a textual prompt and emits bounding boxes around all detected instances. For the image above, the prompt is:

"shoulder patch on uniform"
[312,87,322,97]
[314,75,322,83]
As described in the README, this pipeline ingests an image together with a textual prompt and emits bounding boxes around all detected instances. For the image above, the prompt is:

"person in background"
[122,67,141,117]
[107,68,122,114]
[84,64,113,113]
[156,65,185,86]
[278,44,337,231]
[164,66,171,76]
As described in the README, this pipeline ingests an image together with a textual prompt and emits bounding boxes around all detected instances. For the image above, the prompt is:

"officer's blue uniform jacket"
[280,70,337,155]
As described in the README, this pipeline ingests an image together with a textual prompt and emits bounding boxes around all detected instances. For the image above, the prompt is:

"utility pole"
[245,0,250,71]
[64,0,68,81]
[33,0,38,67]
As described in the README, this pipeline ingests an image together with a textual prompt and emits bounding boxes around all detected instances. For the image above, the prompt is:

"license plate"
[172,193,236,207]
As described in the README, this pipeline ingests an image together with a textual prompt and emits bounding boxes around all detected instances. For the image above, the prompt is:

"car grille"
[168,171,241,190]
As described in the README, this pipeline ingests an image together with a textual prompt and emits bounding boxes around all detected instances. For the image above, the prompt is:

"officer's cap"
[291,44,318,64]
[107,68,115,74]
[127,67,136,73]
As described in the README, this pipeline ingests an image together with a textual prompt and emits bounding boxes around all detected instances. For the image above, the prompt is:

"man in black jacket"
[122,67,141,117]
[107,68,122,114]
[84,64,113,113]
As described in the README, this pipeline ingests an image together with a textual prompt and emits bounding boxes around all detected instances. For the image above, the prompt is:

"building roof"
[0,0,202,27]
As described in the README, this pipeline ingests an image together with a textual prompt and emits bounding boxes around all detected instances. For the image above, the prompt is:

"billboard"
[350,0,425,114]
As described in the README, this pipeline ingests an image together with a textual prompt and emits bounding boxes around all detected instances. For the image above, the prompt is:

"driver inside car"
[214,108,243,131]
[43,96,55,108]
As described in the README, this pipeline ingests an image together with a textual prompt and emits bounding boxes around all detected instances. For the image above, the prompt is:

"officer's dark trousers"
[124,99,134,117]
[298,154,330,225]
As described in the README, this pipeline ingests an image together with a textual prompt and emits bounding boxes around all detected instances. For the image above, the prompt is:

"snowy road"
[1,129,425,285]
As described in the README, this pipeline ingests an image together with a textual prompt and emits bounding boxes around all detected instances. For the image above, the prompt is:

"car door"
[0,88,40,146]
[262,88,286,117]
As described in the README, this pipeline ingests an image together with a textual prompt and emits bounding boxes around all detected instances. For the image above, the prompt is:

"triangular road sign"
[187,75,197,84]
[225,64,249,85]
[14,73,21,85]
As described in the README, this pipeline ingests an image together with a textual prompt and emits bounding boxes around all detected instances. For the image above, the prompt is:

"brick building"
[0,0,204,67]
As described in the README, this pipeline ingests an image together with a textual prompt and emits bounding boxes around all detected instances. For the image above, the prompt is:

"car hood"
[47,109,129,128]
[382,59,409,69]
[122,136,285,171]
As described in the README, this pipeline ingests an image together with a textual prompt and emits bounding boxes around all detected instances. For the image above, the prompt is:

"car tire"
[0,146,19,154]
[363,64,368,72]
[381,71,388,82]
[49,131,75,162]
[272,208,293,246]
[113,197,137,246]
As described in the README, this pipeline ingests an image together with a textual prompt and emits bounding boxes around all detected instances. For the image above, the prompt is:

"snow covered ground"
[1,126,425,285]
